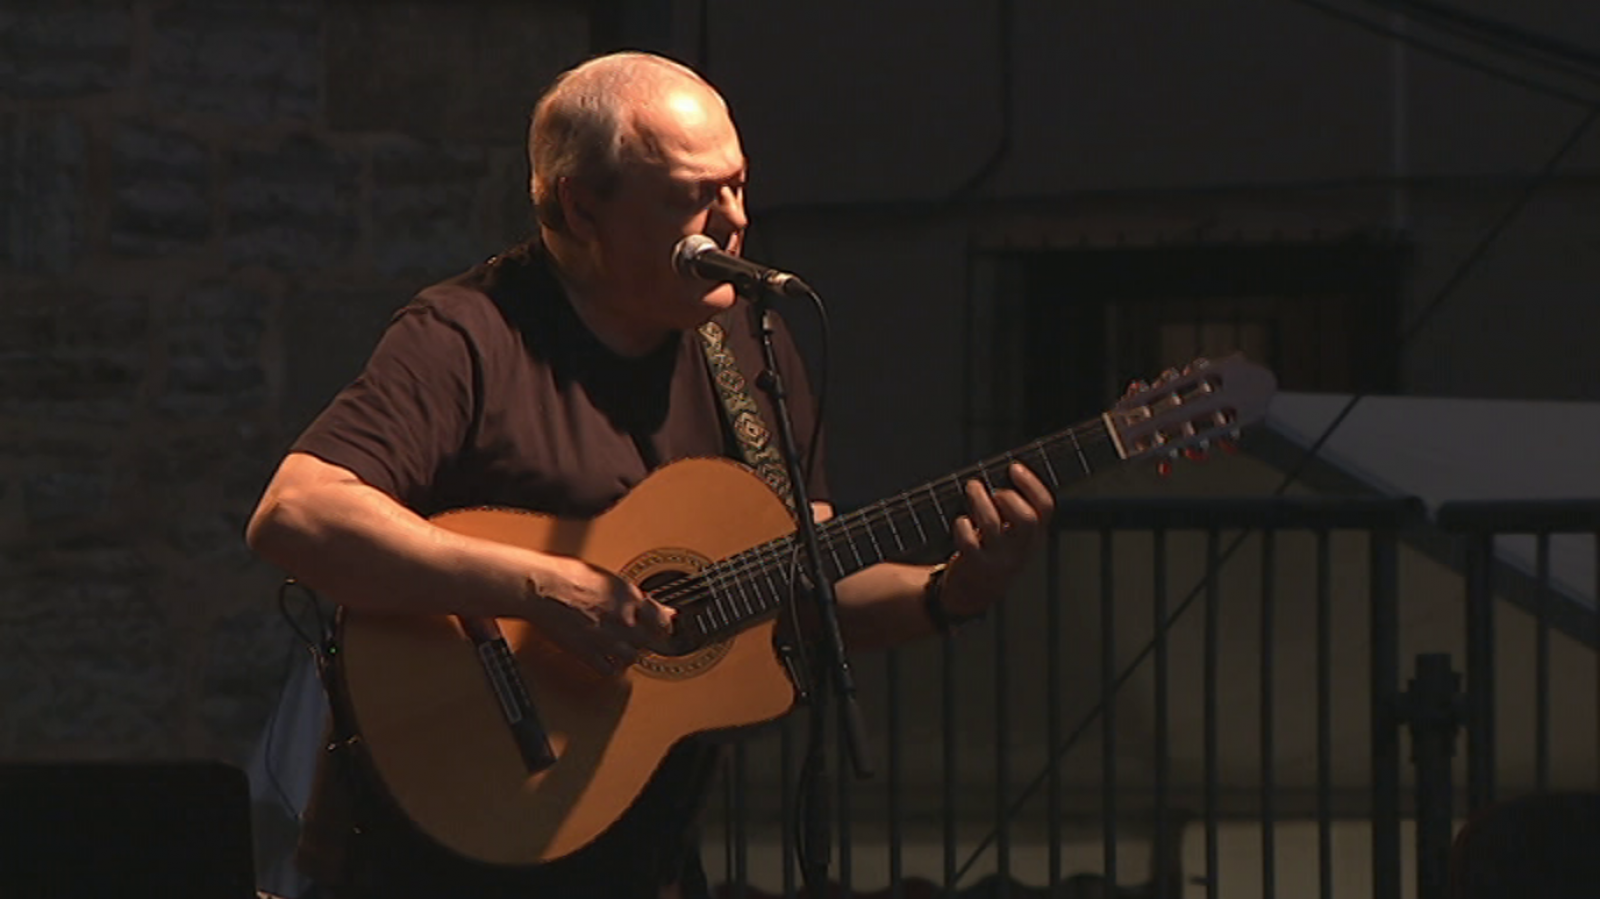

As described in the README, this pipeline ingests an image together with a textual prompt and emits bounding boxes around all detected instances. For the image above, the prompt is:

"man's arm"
[816,462,1056,651]
[246,451,672,673]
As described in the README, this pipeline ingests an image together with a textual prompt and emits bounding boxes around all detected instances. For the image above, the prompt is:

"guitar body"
[337,457,800,866]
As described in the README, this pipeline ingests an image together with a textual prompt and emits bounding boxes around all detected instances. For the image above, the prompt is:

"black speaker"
[0,759,257,899]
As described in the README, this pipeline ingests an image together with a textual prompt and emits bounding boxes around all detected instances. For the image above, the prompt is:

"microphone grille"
[672,234,718,275]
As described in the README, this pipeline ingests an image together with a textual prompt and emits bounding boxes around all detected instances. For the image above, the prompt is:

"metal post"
[1370,526,1403,899]
[1401,653,1463,899]
[1463,533,1497,811]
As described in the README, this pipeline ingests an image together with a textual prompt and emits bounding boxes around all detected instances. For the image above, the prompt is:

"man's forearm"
[246,454,542,619]
[831,562,943,650]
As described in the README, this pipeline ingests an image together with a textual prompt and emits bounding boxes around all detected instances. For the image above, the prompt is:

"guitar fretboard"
[650,415,1125,646]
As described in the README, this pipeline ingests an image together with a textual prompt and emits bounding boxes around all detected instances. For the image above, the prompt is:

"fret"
[700,570,722,632]
[756,566,780,613]
[760,555,786,609]
[862,515,884,561]
[756,544,800,616]
[822,529,846,579]
[927,483,947,528]
[903,494,928,544]
[749,565,771,615]
[713,566,734,629]
[730,570,755,619]
[1034,439,1061,488]
[1066,427,1091,475]
[882,503,906,552]
[742,565,762,617]
[843,525,867,570]
[741,556,767,615]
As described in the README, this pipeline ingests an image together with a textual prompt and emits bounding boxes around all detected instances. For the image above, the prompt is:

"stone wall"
[0,0,590,766]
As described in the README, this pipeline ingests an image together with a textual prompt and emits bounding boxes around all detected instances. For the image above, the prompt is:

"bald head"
[529,52,725,235]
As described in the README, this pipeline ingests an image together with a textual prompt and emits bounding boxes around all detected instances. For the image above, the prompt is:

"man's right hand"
[525,555,677,676]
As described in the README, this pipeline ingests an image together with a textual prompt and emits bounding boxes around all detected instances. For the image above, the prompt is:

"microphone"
[672,234,812,298]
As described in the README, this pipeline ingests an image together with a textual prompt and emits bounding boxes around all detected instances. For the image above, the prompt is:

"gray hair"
[528,51,713,234]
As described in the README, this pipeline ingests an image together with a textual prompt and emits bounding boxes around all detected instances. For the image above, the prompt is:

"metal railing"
[701,496,1600,899]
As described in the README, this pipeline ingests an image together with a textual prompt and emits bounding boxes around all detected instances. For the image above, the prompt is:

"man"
[246,51,1054,899]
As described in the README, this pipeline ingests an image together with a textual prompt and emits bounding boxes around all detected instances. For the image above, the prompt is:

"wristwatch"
[922,562,987,635]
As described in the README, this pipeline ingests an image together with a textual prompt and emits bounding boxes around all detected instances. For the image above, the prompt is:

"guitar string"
[804,371,1246,569]
[661,381,1247,641]
[649,419,1127,638]
[648,420,1113,607]
[657,416,1118,614]
[651,369,1249,641]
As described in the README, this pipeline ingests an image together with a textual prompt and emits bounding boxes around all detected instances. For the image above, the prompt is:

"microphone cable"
[730,224,842,899]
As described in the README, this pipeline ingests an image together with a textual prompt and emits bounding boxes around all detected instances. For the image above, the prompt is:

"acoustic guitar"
[335,354,1277,865]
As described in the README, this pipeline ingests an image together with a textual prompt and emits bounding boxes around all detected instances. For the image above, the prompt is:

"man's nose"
[713,185,748,233]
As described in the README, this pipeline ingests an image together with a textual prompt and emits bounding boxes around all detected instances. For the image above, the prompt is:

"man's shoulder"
[407,274,499,328]
[402,240,559,339]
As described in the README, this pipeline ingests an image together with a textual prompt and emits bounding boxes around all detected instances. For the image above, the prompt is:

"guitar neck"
[814,416,1125,579]
[664,352,1275,648]
[667,415,1124,646]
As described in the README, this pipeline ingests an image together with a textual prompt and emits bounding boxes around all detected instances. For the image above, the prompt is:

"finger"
[963,479,1004,539]
[614,589,640,629]
[640,597,676,632]
[952,515,982,555]
[1008,463,1056,520]
[991,489,1042,540]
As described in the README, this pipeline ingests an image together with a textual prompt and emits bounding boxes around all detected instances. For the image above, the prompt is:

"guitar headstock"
[1105,354,1277,471]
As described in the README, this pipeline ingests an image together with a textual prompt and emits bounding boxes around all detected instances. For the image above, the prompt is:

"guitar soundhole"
[622,548,733,679]
[637,570,687,595]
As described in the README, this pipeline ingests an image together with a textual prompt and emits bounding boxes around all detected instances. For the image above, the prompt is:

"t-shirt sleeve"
[291,303,477,511]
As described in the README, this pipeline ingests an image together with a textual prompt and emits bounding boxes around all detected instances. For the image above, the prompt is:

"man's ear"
[558,176,600,241]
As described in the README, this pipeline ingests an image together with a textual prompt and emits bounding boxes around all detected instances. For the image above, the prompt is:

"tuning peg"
[1155,448,1180,478]
[1216,437,1239,455]
[1159,368,1181,383]
[1182,446,1208,462]
[1125,379,1149,397]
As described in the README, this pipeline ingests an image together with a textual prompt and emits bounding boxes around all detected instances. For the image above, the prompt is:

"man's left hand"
[944,462,1056,616]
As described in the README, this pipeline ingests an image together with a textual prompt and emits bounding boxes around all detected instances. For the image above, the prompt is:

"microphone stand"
[741,287,873,899]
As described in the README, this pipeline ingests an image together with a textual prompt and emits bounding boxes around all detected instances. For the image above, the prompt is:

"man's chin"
[696,282,739,311]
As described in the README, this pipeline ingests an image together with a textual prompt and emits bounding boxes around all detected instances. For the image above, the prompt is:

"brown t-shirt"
[289,240,827,898]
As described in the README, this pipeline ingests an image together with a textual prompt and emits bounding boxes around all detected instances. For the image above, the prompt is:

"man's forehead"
[669,151,747,182]
[621,99,745,181]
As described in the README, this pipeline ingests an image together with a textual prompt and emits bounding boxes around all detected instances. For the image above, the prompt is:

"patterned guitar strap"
[696,314,816,705]
[696,316,798,518]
